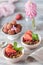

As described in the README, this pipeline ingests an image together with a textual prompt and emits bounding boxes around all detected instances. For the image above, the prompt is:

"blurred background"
[0,0,43,32]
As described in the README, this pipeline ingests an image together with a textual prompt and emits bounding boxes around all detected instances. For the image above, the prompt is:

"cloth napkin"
[0,2,15,18]
[29,47,43,63]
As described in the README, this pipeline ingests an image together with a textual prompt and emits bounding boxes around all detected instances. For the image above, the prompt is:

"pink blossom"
[11,25,16,30]
[25,1,37,19]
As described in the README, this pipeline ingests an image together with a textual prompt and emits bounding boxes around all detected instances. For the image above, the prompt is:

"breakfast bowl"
[21,30,41,49]
[2,20,22,40]
[2,42,24,63]
[2,29,22,40]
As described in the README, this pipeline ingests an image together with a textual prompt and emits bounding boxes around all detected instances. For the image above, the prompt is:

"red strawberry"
[15,14,22,20]
[5,48,16,57]
[23,34,32,41]
[6,44,13,48]
[5,48,16,53]
[25,30,32,36]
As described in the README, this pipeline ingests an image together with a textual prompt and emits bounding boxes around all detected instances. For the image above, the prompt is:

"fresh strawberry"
[6,44,13,48]
[15,14,22,20]
[23,34,32,41]
[23,37,26,42]
[5,47,16,57]
[5,44,16,55]
[5,48,16,53]
[25,30,32,36]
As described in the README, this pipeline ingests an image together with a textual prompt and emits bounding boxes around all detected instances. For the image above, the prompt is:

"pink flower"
[11,25,16,30]
[25,1,37,19]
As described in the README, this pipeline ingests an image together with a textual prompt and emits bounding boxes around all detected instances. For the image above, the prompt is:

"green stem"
[32,18,36,29]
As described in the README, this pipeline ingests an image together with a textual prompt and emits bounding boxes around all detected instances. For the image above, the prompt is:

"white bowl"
[2,48,24,63]
[2,29,22,40]
[21,33,41,49]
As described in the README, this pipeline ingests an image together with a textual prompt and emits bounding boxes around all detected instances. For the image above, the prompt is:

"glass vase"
[25,16,36,31]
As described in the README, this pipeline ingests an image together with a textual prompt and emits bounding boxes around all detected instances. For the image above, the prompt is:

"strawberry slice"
[23,34,32,41]
[25,30,32,36]
[6,44,13,48]
[5,48,16,53]
[5,47,16,57]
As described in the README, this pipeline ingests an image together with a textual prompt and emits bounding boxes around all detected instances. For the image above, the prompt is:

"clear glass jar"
[25,16,36,31]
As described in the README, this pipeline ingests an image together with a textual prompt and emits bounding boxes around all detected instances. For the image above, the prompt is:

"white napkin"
[29,47,43,63]
[0,2,15,18]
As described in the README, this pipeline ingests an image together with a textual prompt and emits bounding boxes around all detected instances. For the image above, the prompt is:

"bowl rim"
[1,27,23,36]
[21,33,41,46]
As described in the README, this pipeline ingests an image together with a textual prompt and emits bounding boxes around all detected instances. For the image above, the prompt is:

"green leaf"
[35,34,39,40]
[13,42,17,50]
[16,47,24,51]
[13,46,17,50]
[32,33,39,41]
[13,42,17,47]
[13,42,24,51]
[13,47,23,51]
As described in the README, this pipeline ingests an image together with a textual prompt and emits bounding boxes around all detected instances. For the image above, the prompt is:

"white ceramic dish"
[2,29,23,40]
[21,33,41,49]
[2,47,24,63]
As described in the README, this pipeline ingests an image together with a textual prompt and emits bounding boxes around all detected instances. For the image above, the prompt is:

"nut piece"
[15,14,22,20]
[7,23,13,30]
[8,30,15,35]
